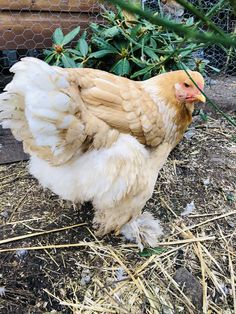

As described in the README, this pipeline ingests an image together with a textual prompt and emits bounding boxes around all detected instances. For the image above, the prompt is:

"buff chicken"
[0,57,205,249]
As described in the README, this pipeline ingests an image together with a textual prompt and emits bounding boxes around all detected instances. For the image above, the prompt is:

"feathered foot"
[120,212,163,250]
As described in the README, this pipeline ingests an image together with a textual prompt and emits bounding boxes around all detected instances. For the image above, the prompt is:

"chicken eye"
[184,83,190,88]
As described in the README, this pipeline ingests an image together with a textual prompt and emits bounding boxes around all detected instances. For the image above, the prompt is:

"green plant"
[100,0,236,128]
[90,8,212,79]
[44,26,91,68]
[104,0,236,48]
[44,7,214,80]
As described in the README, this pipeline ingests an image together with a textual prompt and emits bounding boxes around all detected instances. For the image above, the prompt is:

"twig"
[108,248,143,292]
[0,242,95,253]
[44,289,118,313]
[228,252,236,314]
[5,217,43,225]
[197,240,208,313]
[0,223,87,245]
[143,236,215,247]
[188,212,222,218]
[8,193,28,222]
[178,227,227,297]
[160,197,178,218]
[172,211,236,238]
[93,278,129,314]
[154,260,195,312]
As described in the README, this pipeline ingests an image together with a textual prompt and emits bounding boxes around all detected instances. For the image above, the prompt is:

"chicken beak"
[195,93,206,103]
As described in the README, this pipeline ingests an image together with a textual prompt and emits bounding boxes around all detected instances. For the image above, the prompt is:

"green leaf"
[143,70,152,80]
[130,65,154,79]
[101,26,120,38]
[90,23,100,33]
[77,38,89,57]
[62,26,81,45]
[45,53,56,64]
[113,40,129,51]
[130,24,142,39]
[186,17,194,26]
[179,48,195,58]
[103,10,116,21]
[89,50,114,58]
[81,31,87,40]
[92,37,118,52]
[44,49,53,56]
[150,38,157,49]
[199,109,208,122]
[77,62,84,68]
[206,64,221,73]
[131,58,147,67]
[61,54,77,68]
[67,48,83,57]
[139,247,168,257]
[55,55,61,66]
[144,47,159,60]
[111,59,130,76]
[53,28,64,45]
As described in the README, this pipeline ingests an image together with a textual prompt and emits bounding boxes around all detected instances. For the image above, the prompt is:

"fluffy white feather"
[121,212,163,250]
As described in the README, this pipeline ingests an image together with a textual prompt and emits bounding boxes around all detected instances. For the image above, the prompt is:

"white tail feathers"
[0,92,28,141]
[0,57,86,164]
[121,212,163,250]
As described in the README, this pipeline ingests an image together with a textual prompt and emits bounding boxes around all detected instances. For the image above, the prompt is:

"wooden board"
[0,11,103,49]
[0,128,29,164]
[0,0,100,12]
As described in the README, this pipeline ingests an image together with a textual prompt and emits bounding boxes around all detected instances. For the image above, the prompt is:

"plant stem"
[174,0,226,36]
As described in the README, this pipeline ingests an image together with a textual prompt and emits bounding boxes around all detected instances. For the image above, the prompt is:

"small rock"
[162,305,174,314]
[219,283,230,296]
[227,221,235,228]
[115,267,127,281]
[15,249,28,259]
[202,178,210,186]
[181,201,195,216]
[80,269,91,286]
[210,155,226,166]
[173,267,203,311]
[184,130,196,140]
[0,287,6,297]
[0,211,9,220]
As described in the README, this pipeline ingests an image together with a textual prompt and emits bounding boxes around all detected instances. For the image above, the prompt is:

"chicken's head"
[174,71,206,104]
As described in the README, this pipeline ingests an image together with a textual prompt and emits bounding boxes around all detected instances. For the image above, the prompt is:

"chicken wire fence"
[0,0,103,90]
[143,0,236,76]
[0,0,235,90]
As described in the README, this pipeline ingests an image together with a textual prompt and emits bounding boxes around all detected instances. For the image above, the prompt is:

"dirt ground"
[0,77,235,314]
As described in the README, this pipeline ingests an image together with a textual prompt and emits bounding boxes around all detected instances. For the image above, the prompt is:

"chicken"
[0,57,205,249]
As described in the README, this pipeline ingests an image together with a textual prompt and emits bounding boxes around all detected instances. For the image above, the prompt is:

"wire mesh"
[0,0,235,91]
[143,0,236,76]
[0,0,103,90]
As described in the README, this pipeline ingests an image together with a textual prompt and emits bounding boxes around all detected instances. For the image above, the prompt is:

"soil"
[0,77,235,314]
